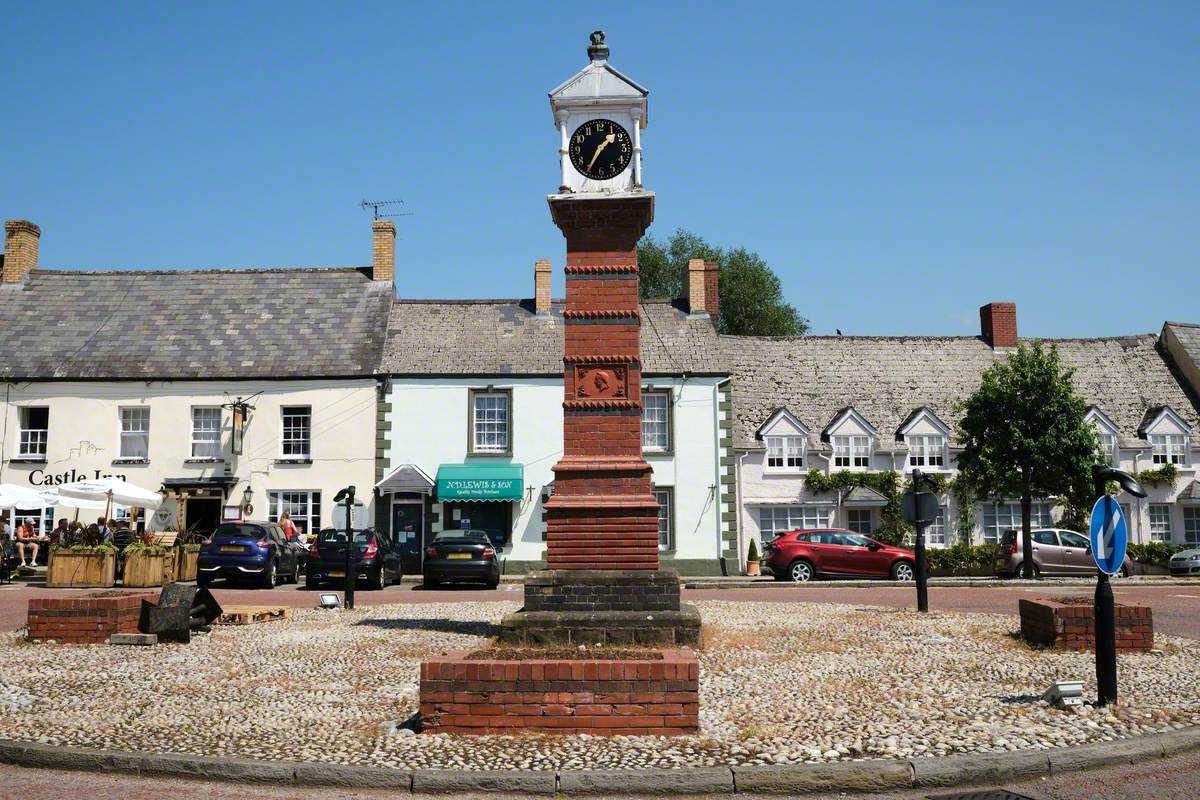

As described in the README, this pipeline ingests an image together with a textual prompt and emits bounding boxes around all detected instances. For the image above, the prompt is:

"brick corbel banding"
[563,354,641,365]
[562,309,641,320]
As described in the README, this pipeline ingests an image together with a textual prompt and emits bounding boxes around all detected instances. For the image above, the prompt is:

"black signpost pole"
[336,486,357,610]
[912,469,929,613]
[1090,464,1146,707]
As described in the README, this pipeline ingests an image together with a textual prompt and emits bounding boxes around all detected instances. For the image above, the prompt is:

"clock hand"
[586,133,617,171]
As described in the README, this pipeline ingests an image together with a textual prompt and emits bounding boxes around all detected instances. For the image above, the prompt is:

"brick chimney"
[534,259,552,315]
[371,219,395,285]
[3,220,40,283]
[682,258,707,316]
[980,302,1017,348]
[702,259,720,317]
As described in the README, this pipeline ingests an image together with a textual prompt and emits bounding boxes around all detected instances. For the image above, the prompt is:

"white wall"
[0,379,378,531]
[385,376,724,566]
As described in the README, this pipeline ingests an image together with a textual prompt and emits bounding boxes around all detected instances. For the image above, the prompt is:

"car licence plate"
[329,570,345,578]
[447,553,472,560]
[220,545,244,553]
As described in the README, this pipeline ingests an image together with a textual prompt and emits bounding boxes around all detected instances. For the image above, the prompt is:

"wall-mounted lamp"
[241,485,254,515]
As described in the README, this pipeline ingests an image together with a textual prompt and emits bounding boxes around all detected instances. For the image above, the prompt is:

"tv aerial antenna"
[361,199,414,220]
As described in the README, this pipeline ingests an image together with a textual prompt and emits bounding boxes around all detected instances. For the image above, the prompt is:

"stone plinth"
[420,648,699,735]
[1019,598,1153,652]
[28,592,155,644]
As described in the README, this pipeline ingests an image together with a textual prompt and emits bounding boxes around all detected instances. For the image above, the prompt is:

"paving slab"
[558,767,734,794]
[910,749,1051,787]
[412,768,556,794]
[732,760,913,793]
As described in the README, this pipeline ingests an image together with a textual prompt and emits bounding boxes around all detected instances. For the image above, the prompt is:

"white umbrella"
[36,487,114,512]
[58,477,161,510]
[0,483,50,510]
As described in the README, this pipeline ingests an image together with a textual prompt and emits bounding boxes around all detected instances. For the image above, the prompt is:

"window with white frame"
[653,488,673,551]
[1096,432,1117,463]
[846,509,872,534]
[981,502,1052,544]
[280,406,312,458]
[190,407,222,459]
[1149,503,1172,542]
[1184,507,1200,546]
[642,390,671,452]
[118,407,150,460]
[268,491,322,536]
[758,505,831,542]
[1149,434,1187,465]
[471,391,510,453]
[907,435,946,468]
[17,407,49,459]
[765,435,804,471]
[926,509,947,547]
[832,435,871,469]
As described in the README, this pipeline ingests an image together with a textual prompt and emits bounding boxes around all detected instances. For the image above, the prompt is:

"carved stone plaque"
[574,365,627,400]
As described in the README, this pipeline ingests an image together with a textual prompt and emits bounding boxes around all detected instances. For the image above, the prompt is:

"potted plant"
[46,525,118,588]
[174,526,205,582]
[122,530,173,588]
[745,538,761,577]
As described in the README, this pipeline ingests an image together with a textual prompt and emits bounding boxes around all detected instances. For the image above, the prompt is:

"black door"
[392,503,423,573]
[443,502,511,551]
[185,499,222,537]
[269,524,298,577]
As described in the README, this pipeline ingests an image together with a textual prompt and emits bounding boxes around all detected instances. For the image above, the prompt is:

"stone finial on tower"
[587,30,609,63]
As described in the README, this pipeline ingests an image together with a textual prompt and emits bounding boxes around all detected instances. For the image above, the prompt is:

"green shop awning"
[435,463,524,501]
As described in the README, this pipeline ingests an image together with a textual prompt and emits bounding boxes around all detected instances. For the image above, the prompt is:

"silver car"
[1169,548,1200,577]
[995,528,1131,578]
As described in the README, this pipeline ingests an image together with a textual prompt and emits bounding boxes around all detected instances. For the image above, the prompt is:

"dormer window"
[1150,434,1187,465]
[1097,432,1117,464]
[832,435,871,469]
[1085,407,1120,465]
[907,435,946,468]
[765,435,804,472]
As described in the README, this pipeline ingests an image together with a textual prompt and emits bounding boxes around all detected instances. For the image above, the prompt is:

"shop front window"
[268,491,322,536]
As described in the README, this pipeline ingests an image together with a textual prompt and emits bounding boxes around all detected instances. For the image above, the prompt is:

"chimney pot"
[534,259,553,316]
[980,302,1017,348]
[371,219,396,286]
[702,259,720,318]
[3,220,41,284]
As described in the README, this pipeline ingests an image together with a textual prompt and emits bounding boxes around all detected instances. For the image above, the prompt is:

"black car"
[198,521,303,588]
[423,529,500,589]
[305,528,402,590]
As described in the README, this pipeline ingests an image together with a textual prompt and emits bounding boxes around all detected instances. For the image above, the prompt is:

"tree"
[637,229,809,336]
[955,343,1101,578]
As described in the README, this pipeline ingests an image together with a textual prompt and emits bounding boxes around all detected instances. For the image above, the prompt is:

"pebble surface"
[0,601,1196,771]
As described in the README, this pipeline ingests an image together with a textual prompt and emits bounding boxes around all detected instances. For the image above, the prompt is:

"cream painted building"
[0,218,394,537]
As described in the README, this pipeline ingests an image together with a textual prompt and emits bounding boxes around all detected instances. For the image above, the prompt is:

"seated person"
[48,518,69,546]
[15,522,40,568]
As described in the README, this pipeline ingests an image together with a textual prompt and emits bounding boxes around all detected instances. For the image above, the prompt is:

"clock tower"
[549,30,648,194]
[498,32,697,649]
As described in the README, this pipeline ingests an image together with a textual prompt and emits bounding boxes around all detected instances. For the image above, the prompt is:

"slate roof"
[723,333,1200,450]
[0,268,393,380]
[381,299,725,376]
[1165,322,1200,365]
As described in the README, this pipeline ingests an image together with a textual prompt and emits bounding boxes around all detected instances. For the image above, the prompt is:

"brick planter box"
[1019,597,1153,652]
[27,592,156,644]
[420,648,699,736]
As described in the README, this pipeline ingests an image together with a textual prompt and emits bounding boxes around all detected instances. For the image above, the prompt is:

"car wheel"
[371,565,386,591]
[1114,564,1130,578]
[891,561,915,582]
[788,559,815,583]
[290,561,301,584]
[424,575,440,589]
[304,572,320,590]
[1015,561,1041,580]
[261,559,277,589]
[197,573,212,588]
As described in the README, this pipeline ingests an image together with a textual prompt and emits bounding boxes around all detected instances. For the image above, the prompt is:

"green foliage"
[746,538,759,562]
[637,229,809,336]
[123,541,171,556]
[805,469,914,544]
[51,542,117,555]
[955,343,1099,544]
[1128,541,1185,567]
[1134,464,1179,487]
[925,543,1000,574]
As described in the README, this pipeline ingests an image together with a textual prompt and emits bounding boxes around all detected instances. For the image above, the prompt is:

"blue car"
[197,520,303,588]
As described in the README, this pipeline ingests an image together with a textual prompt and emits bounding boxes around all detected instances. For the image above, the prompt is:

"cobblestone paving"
[0,601,1197,771]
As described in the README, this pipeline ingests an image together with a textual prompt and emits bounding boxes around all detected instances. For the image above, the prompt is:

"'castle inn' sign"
[24,468,129,487]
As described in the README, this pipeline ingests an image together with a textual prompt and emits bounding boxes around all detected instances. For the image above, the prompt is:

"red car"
[763,528,916,582]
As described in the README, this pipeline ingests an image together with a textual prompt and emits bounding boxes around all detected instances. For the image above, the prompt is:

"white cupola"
[549,31,649,195]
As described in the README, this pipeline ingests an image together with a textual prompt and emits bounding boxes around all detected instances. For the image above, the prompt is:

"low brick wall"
[523,569,682,613]
[420,648,699,736]
[1019,598,1153,653]
[27,592,154,644]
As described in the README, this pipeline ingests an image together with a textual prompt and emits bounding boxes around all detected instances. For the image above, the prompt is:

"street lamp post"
[912,469,929,613]
[1090,464,1145,706]
[334,486,357,610]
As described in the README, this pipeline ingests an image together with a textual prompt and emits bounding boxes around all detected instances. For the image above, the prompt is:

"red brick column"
[545,194,660,570]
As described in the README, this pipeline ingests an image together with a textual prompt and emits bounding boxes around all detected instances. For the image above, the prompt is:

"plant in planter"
[174,527,205,582]
[122,530,174,588]
[47,525,118,588]
[745,538,761,577]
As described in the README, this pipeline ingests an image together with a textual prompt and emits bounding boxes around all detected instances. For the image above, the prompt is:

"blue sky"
[4,2,1197,337]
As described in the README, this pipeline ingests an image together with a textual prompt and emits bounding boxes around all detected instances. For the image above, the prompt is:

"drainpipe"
[714,378,730,571]
[735,451,749,574]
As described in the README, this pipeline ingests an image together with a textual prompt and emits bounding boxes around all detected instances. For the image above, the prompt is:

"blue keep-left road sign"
[1089,495,1128,575]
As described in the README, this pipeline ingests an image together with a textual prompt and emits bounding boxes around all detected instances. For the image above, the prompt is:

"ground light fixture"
[1042,680,1085,708]
[318,593,340,610]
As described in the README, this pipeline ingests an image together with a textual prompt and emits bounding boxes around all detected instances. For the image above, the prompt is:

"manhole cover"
[928,792,1041,800]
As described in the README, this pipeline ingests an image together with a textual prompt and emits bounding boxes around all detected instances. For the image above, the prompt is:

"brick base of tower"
[499,191,700,648]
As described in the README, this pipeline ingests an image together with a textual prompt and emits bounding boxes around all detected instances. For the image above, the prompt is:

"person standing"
[278,512,298,541]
